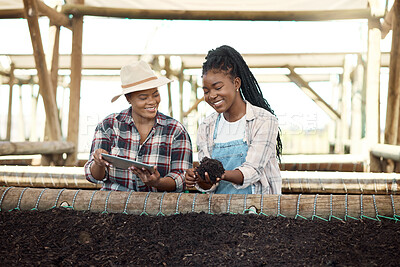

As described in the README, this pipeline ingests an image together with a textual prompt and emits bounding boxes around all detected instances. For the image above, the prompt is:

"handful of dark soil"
[196,157,225,184]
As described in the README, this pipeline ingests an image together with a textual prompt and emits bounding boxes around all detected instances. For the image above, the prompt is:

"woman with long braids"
[185,45,282,194]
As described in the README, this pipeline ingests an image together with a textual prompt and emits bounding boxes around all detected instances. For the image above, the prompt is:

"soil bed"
[1,208,399,266]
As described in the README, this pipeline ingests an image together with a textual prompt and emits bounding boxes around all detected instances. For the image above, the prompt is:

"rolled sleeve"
[165,128,193,192]
[84,122,112,185]
[234,115,278,190]
[84,160,107,184]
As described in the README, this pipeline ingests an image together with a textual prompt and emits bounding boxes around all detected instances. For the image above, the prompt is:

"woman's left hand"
[129,166,161,188]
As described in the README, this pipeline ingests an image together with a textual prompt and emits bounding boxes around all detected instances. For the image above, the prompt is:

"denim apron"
[212,114,252,194]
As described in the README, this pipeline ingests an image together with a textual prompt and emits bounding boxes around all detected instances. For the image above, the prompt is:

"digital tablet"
[101,153,155,172]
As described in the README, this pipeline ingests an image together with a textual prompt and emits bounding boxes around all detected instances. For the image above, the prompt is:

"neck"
[131,111,156,127]
[223,97,246,122]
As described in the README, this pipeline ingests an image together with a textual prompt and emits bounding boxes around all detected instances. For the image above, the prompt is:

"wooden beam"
[286,66,340,120]
[7,52,392,70]
[381,2,394,39]
[0,9,25,19]
[61,5,372,21]
[0,141,74,155]
[36,0,72,30]
[0,166,100,189]
[0,70,31,84]
[371,143,400,161]
[183,97,204,118]
[65,0,84,166]
[23,0,62,141]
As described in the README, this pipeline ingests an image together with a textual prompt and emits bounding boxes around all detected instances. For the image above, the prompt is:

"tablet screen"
[101,153,155,172]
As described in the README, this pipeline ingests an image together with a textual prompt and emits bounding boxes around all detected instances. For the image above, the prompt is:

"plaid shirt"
[197,101,281,194]
[84,107,193,192]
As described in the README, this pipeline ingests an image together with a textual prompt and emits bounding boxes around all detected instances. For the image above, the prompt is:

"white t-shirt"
[214,114,246,143]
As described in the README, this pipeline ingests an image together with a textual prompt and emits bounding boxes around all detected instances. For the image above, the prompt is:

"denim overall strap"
[211,114,252,194]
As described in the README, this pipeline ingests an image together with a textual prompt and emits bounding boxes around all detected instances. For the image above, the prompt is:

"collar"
[244,100,256,121]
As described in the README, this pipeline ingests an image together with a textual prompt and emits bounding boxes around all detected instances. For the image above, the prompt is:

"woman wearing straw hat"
[84,60,193,192]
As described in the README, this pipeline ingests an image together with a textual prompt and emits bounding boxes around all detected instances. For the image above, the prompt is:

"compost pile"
[1,209,399,266]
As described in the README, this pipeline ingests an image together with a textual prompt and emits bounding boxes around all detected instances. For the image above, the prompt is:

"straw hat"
[111,60,172,103]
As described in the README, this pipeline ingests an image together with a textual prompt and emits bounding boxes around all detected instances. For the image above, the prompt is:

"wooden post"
[384,2,400,148]
[29,82,39,142]
[6,63,15,141]
[43,23,64,165]
[164,56,173,117]
[364,0,382,154]
[48,25,61,103]
[23,0,62,142]
[65,0,84,166]
[380,1,400,172]
[178,67,184,123]
[392,2,400,172]
[341,56,353,153]
[350,56,364,154]
[18,85,26,141]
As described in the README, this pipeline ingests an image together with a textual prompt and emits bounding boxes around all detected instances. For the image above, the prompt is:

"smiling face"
[202,69,244,120]
[125,87,160,123]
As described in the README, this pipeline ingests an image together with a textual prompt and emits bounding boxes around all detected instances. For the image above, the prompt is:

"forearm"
[155,176,177,191]
[223,170,244,185]
[90,162,107,181]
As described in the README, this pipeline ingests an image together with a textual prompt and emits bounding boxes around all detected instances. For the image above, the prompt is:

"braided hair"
[202,45,282,161]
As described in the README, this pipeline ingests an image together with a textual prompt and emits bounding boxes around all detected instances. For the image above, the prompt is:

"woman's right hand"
[92,149,110,168]
[185,168,214,190]
[185,168,198,188]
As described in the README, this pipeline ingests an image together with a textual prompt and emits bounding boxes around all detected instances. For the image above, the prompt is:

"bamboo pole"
[65,0,83,166]
[1,187,399,220]
[23,0,62,142]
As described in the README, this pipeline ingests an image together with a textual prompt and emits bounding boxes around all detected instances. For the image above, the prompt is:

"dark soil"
[0,209,399,267]
[196,157,225,184]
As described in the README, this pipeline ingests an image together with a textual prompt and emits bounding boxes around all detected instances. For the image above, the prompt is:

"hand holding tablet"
[101,153,155,173]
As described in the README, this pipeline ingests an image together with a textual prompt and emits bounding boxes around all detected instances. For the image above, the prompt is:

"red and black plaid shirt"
[84,107,193,192]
